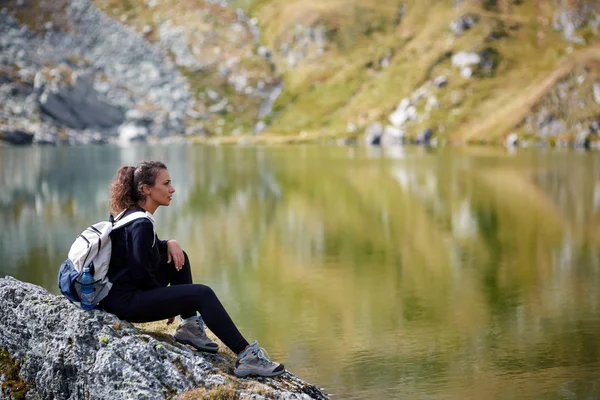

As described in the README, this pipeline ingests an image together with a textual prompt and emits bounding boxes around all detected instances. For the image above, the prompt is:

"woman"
[99,160,285,378]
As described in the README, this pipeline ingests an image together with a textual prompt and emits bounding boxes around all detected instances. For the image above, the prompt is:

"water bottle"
[80,265,96,310]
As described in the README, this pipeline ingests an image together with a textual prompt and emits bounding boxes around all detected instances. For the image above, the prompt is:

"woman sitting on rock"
[98,160,285,378]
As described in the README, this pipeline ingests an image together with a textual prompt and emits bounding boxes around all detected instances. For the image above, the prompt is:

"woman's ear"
[141,184,149,196]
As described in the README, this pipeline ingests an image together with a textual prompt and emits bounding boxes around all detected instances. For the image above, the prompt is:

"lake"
[1,144,599,399]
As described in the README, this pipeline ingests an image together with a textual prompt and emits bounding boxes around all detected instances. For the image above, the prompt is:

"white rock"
[397,98,411,110]
[433,75,448,87]
[452,51,481,68]
[593,81,600,104]
[118,124,147,145]
[505,133,518,147]
[425,96,439,112]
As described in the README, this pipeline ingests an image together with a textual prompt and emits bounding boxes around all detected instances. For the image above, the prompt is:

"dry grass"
[134,320,278,399]
[454,45,600,144]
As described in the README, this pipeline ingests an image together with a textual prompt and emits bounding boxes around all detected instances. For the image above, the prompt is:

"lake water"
[1,144,599,399]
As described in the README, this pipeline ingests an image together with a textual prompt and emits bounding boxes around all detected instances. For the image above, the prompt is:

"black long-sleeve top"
[107,206,169,291]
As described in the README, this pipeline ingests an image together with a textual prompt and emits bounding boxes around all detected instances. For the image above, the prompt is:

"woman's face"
[145,169,175,210]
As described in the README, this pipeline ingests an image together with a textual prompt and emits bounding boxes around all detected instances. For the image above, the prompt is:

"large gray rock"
[0,277,328,400]
[0,130,34,145]
[39,73,124,130]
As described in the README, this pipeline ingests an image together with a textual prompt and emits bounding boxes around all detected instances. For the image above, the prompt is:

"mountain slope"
[0,0,599,145]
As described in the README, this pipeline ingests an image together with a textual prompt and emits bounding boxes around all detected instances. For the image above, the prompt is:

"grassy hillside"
[4,0,599,144]
[239,0,599,143]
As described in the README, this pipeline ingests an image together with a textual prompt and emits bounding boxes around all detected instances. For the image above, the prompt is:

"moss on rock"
[0,348,28,400]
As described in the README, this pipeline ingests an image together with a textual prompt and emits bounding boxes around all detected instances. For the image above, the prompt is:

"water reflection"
[1,145,599,399]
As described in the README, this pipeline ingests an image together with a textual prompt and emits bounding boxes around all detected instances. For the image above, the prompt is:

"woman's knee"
[194,284,216,301]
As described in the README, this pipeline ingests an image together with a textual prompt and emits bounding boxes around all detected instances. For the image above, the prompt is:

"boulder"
[0,277,328,400]
[0,130,34,145]
[38,73,125,131]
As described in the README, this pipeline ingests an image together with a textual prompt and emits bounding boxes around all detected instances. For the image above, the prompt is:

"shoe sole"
[174,338,219,354]
[234,368,286,378]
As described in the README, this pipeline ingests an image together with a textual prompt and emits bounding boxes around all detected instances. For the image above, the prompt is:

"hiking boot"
[234,340,285,378]
[173,316,219,353]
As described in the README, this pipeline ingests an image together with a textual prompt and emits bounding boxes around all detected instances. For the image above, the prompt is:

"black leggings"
[101,252,249,355]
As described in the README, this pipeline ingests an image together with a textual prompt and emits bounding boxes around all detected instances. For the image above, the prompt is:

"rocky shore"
[0,277,328,400]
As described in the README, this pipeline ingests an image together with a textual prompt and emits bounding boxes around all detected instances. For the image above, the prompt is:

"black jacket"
[107,206,169,291]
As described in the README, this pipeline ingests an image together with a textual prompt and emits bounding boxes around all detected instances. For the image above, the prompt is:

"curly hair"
[110,160,167,215]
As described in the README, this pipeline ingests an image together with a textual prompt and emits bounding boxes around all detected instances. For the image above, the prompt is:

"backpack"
[57,210,150,308]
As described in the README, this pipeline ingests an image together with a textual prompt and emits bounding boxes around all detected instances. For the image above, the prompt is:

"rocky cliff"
[0,277,328,400]
[0,0,599,146]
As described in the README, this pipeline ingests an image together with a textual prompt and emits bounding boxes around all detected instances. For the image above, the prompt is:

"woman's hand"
[166,240,185,271]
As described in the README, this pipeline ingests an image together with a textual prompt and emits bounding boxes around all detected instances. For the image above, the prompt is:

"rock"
[364,123,384,146]
[0,130,34,145]
[425,96,439,112]
[389,99,417,127]
[593,81,600,104]
[574,129,591,149]
[258,82,283,120]
[433,75,448,88]
[254,120,267,135]
[505,133,518,148]
[382,125,405,146]
[461,67,473,79]
[449,13,480,36]
[0,277,328,400]
[38,73,125,130]
[553,7,587,43]
[416,128,434,145]
[478,47,501,77]
[118,123,149,145]
[451,51,481,68]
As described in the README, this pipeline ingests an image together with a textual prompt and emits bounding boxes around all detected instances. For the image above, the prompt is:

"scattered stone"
[254,120,266,135]
[416,128,434,145]
[433,75,448,88]
[505,133,518,148]
[593,81,600,104]
[449,13,480,36]
[451,51,481,68]
[382,125,405,146]
[574,129,591,149]
[478,47,501,76]
[425,96,439,112]
[365,123,383,146]
[118,123,148,145]
[553,6,587,44]
[389,99,417,127]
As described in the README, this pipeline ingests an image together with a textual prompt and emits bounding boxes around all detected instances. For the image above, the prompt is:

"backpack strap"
[113,211,148,230]
[112,211,155,246]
